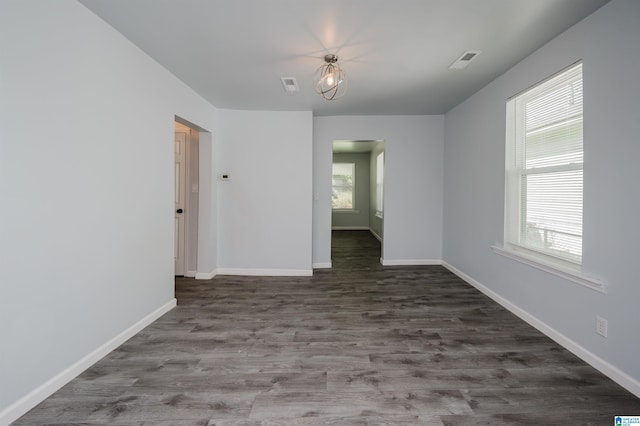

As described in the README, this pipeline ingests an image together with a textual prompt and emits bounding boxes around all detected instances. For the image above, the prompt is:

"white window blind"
[332,163,355,209]
[506,63,583,265]
[376,152,384,216]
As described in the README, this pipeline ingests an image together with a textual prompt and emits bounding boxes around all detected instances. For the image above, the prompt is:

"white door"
[174,131,187,275]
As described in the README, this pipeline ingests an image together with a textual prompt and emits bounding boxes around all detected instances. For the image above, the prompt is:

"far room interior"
[331,140,385,265]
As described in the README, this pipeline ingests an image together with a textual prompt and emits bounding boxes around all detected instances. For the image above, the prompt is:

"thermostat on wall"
[219,173,230,181]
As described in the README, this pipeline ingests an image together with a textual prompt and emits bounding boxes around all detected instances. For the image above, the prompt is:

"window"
[505,63,583,267]
[332,163,355,209]
[376,152,384,217]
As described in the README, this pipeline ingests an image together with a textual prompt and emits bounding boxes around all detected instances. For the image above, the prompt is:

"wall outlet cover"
[596,316,608,337]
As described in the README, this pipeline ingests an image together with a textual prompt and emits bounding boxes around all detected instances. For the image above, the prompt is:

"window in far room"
[375,152,384,217]
[332,163,355,210]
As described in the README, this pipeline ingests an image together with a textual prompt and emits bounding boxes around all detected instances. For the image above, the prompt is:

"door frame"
[174,120,199,277]
[330,139,386,262]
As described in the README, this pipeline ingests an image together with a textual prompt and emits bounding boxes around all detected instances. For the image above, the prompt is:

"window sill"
[375,211,383,219]
[491,244,605,293]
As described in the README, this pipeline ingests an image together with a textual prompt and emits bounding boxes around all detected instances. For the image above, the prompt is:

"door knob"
[176,209,183,214]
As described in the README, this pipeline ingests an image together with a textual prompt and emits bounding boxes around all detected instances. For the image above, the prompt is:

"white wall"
[331,152,370,229]
[443,0,640,395]
[0,1,218,422]
[313,116,444,266]
[216,109,313,275]
[196,130,218,279]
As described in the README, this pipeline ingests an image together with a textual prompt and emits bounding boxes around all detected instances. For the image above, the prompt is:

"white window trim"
[491,244,605,293]
[504,62,587,279]
[499,62,605,292]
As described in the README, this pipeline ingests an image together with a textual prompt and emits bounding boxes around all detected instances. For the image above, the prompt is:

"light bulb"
[326,73,334,86]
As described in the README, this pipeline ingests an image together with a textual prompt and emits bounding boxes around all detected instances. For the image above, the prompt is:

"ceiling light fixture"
[314,54,347,100]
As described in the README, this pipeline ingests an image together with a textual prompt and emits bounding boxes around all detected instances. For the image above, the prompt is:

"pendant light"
[314,54,347,100]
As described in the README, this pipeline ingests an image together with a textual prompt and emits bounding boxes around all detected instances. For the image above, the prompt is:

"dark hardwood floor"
[14,230,640,425]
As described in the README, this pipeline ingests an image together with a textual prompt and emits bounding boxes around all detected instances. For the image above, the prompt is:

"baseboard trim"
[0,299,177,425]
[313,262,332,269]
[441,261,640,399]
[331,226,369,230]
[381,258,442,266]
[216,268,313,277]
[195,270,216,280]
[184,270,197,278]
[369,228,382,242]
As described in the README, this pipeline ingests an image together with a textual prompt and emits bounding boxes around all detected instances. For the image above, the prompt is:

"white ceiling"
[79,0,610,116]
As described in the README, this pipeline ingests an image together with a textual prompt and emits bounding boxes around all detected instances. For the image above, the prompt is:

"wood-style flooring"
[14,231,640,425]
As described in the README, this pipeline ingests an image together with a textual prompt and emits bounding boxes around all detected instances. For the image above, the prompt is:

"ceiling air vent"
[449,50,481,70]
[281,77,299,93]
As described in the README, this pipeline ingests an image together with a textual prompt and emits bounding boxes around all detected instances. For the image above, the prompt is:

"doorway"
[174,121,199,277]
[330,139,385,263]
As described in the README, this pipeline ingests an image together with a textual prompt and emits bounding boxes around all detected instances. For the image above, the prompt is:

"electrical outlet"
[596,316,608,337]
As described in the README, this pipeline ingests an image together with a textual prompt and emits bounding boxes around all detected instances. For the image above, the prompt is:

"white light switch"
[191,184,198,193]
